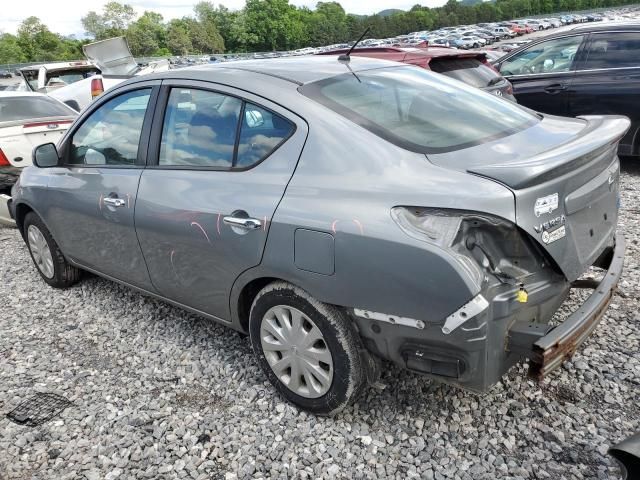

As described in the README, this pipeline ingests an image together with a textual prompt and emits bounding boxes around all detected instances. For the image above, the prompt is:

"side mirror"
[494,62,502,72]
[33,143,60,168]
[245,109,264,128]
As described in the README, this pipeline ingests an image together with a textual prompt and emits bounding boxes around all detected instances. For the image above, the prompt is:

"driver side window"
[501,35,584,76]
[69,89,151,166]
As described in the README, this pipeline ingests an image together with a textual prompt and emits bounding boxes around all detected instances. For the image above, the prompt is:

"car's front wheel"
[249,281,366,415]
[24,212,81,288]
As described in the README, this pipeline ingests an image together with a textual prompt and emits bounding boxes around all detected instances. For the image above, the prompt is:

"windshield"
[429,57,502,88]
[0,96,76,122]
[300,66,537,153]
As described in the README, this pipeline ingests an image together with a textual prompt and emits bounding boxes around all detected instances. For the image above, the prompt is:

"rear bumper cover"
[0,193,15,227]
[528,232,625,377]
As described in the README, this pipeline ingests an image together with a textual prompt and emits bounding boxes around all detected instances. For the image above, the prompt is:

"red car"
[508,24,534,35]
[317,47,515,100]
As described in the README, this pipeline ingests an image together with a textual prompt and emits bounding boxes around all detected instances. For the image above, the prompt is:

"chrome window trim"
[574,65,640,74]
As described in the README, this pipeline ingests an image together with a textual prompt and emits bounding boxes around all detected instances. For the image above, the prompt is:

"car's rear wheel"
[24,212,81,288]
[249,281,365,415]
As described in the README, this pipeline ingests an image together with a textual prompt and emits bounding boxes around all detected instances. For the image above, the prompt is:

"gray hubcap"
[260,305,334,398]
[28,225,54,279]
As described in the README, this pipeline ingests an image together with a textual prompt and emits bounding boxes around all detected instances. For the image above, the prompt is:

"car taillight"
[91,78,104,98]
[0,148,10,166]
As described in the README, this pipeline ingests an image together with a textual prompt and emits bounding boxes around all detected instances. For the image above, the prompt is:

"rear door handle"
[103,197,126,208]
[223,215,262,230]
[544,83,567,94]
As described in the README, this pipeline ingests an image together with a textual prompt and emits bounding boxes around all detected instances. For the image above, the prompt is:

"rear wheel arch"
[236,276,282,333]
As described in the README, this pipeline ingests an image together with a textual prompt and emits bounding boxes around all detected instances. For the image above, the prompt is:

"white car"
[0,91,77,191]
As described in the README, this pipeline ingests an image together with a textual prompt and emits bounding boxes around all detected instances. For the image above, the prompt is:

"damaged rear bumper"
[0,193,15,227]
[511,232,625,379]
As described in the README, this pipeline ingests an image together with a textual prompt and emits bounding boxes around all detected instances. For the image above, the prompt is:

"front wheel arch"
[14,202,35,239]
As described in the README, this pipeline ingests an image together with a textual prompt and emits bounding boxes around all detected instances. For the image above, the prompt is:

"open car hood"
[83,37,139,76]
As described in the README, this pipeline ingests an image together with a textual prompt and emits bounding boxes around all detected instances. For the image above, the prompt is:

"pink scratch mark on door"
[331,220,339,235]
[190,221,212,244]
[126,193,131,209]
[352,219,364,235]
[216,213,221,235]
[170,249,186,284]
[98,194,103,211]
[263,216,267,232]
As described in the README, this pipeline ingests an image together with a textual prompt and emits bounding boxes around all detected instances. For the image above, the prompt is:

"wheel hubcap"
[260,305,334,398]
[28,225,54,279]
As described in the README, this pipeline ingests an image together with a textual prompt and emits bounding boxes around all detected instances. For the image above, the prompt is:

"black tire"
[24,212,81,288]
[249,281,366,415]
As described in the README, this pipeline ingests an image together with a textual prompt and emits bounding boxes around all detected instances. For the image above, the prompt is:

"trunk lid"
[427,114,630,281]
[0,117,74,167]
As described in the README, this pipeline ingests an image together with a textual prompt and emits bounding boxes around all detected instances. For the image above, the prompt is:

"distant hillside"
[459,0,494,4]
[377,9,404,17]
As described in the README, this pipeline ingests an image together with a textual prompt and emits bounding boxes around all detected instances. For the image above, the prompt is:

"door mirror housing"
[33,143,60,168]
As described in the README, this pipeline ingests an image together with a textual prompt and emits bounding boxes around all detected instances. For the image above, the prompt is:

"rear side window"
[0,96,75,122]
[69,89,150,166]
[300,66,537,153]
[429,57,502,88]
[159,88,294,169]
[583,32,640,69]
[236,103,295,168]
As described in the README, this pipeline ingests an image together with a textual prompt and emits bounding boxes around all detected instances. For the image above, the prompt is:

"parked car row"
[0,45,630,414]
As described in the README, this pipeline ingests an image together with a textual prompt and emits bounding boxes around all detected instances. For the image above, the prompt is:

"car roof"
[570,21,640,32]
[316,46,485,62]
[19,61,96,72]
[165,55,404,86]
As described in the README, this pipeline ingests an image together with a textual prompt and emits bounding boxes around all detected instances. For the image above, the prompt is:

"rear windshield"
[429,57,502,88]
[300,66,537,153]
[21,67,99,90]
[0,96,75,122]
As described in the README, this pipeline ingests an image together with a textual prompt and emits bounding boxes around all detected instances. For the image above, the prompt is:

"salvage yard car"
[495,22,640,157]
[4,56,627,414]
[0,91,77,190]
[318,46,515,100]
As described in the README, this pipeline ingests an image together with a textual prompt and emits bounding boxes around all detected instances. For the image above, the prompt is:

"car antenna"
[339,27,371,62]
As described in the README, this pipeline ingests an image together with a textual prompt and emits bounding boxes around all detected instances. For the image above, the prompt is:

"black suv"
[494,22,640,157]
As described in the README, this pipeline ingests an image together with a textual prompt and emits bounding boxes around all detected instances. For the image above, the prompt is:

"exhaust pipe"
[609,432,640,479]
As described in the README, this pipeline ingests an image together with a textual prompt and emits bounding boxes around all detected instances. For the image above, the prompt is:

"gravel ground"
[1,166,639,480]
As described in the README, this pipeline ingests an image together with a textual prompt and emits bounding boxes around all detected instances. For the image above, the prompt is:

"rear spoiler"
[468,115,631,189]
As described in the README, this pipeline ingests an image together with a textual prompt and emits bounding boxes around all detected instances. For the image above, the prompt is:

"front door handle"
[544,83,567,94]
[223,215,262,230]
[103,197,126,208]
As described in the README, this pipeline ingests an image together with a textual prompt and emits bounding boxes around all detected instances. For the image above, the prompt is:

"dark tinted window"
[429,57,502,88]
[160,88,241,168]
[583,32,640,69]
[301,66,537,153]
[69,89,150,166]
[236,103,295,168]
[0,95,76,122]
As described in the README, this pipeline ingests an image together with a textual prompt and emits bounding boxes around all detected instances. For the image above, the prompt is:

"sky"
[0,0,447,37]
